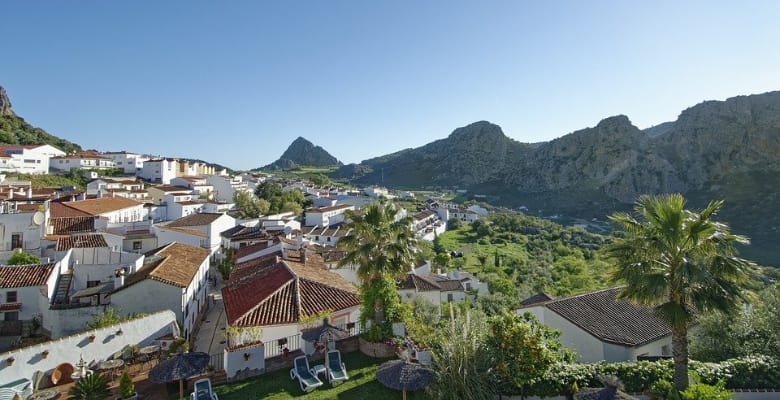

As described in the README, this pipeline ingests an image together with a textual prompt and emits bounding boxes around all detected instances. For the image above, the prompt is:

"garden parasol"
[149,351,210,400]
[375,359,433,400]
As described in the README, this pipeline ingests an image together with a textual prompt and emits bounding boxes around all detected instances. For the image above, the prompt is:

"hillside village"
[0,140,776,399]
[0,147,507,392]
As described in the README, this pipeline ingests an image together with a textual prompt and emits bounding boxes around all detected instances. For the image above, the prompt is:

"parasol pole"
[179,378,184,400]
[402,387,407,400]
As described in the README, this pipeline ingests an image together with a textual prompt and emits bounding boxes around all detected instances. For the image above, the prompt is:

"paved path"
[193,274,227,356]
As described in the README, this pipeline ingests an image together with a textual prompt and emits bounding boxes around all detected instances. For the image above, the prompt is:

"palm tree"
[608,194,754,391]
[338,202,417,326]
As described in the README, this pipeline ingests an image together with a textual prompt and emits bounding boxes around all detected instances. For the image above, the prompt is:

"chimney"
[27,187,32,199]
[8,188,12,199]
[275,255,281,264]
[301,250,307,264]
[114,267,126,288]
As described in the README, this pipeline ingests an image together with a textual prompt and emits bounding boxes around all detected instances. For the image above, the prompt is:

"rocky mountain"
[260,137,341,170]
[0,86,82,153]
[334,91,780,265]
[0,87,14,117]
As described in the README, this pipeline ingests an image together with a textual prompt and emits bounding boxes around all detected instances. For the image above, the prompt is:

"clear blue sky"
[2,1,779,170]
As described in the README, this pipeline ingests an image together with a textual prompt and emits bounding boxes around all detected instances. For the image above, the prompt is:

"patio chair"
[289,355,323,392]
[325,350,348,384]
[190,378,218,400]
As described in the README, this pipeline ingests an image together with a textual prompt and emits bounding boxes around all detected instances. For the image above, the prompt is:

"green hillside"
[0,114,81,153]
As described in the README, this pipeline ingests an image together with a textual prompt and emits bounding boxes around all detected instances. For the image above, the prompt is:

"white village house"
[518,287,673,363]
[111,242,210,341]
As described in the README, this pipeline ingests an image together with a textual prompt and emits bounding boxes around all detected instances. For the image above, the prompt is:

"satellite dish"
[32,211,44,226]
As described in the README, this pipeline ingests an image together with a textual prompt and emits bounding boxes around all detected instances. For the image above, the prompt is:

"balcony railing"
[264,334,300,359]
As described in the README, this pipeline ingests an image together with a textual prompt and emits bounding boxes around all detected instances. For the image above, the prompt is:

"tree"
[232,191,270,218]
[690,283,780,361]
[338,202,417,326]
[6,251,40,265]
[608,194,754,391]
[487,312,572,398]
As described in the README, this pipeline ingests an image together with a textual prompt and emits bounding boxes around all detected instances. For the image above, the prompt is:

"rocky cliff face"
[0,86,14,116]
[262,137,341,170]
[335,91,780,264]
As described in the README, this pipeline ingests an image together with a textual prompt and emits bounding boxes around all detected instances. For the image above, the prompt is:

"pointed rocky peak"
[0,86,15,117]
[260,137,341,170]
[448,120,507,141]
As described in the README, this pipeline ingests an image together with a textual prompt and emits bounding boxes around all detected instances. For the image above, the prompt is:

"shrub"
[118,370,135,399]
[681,381,732,400]
[68,372,110,400]
[648,379,679,400]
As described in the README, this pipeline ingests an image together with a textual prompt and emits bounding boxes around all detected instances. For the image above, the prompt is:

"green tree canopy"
[487,312,573,398]
[608,194,754,391]
[6,251,40,265]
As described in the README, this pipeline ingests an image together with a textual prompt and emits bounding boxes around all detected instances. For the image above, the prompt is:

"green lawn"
[213,352,429,400]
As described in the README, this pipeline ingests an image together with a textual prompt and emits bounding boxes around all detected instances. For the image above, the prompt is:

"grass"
[213,352,428,400]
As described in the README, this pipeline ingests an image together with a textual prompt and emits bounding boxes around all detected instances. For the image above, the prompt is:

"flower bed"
[358,337,396,358]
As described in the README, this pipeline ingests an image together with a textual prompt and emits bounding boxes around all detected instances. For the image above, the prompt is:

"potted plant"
[117,370,137,400]
[88,334,96,343]
[6,357,14,366]
[69,372,110,400]
[41,350,49,359]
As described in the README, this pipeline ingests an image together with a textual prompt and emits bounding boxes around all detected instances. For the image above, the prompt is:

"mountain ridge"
[332,90,780,264]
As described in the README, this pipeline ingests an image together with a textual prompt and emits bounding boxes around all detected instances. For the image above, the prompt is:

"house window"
[11,233,22,250]
[132,241,142,250]
[4,311,19,321]
[87,280,101,288]
[447,293,453,302]
[6,291,17,303]
[185,304,189,318]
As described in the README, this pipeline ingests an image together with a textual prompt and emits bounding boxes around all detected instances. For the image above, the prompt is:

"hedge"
[527,355,779,397]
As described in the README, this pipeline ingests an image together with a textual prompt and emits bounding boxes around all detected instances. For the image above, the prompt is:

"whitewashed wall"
[0,311,177,385]
[224,344,265,381]
[46,305,106,339]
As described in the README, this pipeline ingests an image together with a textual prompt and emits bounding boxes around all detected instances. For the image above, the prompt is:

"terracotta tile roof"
[233,239,279,260]
[223,253,359,327]
[229,252,282,283]
[400,273,463,292]
[156,225,208,238]
[55,197,142,216]
[117,243,209,290]
[0,145,40,155]
[49,202,91,218]
[541,287,672,347]
[166,213,225,228]
[56,234,108,251]
[221,225,271,241]
[520,293,553,306]
[52,151,111,160]
[0,303,21,311]
[50,216,97,235]
[0,263,56,288]
[150,185,191,193]
[413,210,436,221]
